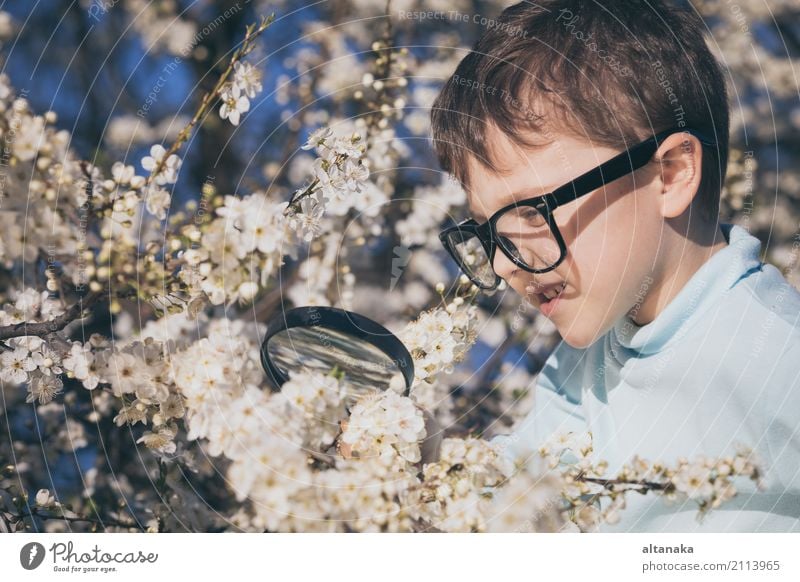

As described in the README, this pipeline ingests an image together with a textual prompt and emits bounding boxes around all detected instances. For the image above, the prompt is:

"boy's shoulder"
[737,261,800,333]
[700,258,800,375]
[672,257,799,382]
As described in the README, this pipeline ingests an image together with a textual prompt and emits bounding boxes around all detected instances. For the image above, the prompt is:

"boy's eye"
[517,206,546,226]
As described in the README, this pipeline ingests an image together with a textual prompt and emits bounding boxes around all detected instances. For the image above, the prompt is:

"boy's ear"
[652,132,703,219]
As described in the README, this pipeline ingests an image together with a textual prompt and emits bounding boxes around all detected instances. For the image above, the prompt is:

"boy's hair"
[430,0,729,223]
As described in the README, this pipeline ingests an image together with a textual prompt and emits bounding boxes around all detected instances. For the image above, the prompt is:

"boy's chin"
[558,325,604,350]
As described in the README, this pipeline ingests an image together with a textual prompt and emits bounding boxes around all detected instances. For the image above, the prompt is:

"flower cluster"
[0,84,87,273]
[219,61,263,126]
[401,300,479,383]
[1,342,63,404]
[140,144,182,219]
[536,431,764,531]
[295,126,377,218]
[63,334,186,458]
[339,390,427,464]
[399,294,480,426]
[164,319,420,532]
[0,289,67,404]
[408,437,517,532]
[280,370,349,448]
[177,191,291,305]
[170,124,377,308]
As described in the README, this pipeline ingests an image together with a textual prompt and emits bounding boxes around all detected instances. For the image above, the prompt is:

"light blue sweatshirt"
[491,222,800,531]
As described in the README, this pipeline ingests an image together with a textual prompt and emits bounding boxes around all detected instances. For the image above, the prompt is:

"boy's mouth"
[527,281,567,306]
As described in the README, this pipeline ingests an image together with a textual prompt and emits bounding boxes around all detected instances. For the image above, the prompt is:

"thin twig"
[5,505,144,531]
[577,474,671,491]
[145,15,276,186]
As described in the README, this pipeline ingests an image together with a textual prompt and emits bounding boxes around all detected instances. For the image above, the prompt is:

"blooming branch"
[0,290,103,343]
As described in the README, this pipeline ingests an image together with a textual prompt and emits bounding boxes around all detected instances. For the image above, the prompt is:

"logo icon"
[389,245,411,291]
[20,542,46,570]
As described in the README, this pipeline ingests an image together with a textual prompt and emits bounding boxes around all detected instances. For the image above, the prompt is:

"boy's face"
[465,124,666,349]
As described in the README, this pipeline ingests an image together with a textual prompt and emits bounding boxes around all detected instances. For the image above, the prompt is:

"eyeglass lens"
[446,208,563,288]
[493,206,562,270]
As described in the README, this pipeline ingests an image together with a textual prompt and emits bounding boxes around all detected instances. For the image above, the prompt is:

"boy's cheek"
[572,225,640,278]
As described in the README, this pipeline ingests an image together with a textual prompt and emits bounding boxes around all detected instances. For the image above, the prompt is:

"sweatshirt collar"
[612,223,763,355]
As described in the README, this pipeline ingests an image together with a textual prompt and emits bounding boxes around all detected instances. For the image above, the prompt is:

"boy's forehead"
[463,127,623,220]
[463,138,563,220]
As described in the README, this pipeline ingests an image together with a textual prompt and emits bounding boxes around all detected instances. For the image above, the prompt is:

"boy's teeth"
[543,283,564,301]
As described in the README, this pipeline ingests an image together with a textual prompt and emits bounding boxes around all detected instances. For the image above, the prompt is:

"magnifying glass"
[260,306,415,399]
[260,305,443,462]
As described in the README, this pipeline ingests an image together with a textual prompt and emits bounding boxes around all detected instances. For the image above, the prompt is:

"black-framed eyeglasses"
[439,128,716,290]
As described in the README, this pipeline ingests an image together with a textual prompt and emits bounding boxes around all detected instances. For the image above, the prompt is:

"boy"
[431,0,800,531]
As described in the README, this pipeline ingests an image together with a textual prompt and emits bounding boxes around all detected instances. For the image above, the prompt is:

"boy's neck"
[630,223,729,327]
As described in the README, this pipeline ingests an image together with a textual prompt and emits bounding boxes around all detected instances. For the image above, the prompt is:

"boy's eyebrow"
[468,184,558,223]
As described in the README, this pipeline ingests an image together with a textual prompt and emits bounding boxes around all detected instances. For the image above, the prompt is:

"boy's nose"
[491,248,519,283]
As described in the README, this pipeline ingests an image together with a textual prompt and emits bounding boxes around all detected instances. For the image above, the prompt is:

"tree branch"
[145,14,276,186]
[0,290,103,342]
[4,505,145,532]
[577,474,671,492]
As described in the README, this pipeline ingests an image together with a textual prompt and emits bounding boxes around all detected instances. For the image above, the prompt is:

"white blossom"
[301,126,332,151]
[287,195,324,242]
[0,347,37,384]
[35,488,57,508]
[233,61,263,99]
[144,184,171,219]
[62,342,101,390]
[26,374,63,405]
[141,144,182,185]
[219,83,250,126]
[137,426,177,455]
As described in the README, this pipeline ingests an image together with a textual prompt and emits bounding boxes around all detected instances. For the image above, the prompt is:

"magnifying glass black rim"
[260,306,415,396]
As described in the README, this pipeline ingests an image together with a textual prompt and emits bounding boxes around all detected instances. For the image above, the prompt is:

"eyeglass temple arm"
[544,128,717,208]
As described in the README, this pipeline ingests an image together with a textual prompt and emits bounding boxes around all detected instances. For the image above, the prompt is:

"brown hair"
[430,0,729,222]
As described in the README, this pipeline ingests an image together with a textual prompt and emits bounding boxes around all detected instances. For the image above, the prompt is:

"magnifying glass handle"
[420,409,442,465]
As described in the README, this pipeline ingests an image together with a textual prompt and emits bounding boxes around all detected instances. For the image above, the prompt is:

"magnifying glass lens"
[266,325,406,401]
[261,307,414,400]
